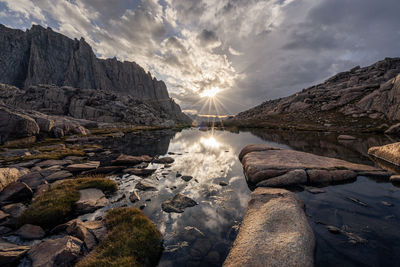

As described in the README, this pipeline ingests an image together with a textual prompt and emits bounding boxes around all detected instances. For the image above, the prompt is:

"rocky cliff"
[230,58,400,132]
[0,24,190,124]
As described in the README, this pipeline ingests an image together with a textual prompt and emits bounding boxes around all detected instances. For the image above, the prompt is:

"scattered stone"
[0,238,30,266]
[347,197,368,207]
[37,159,72,168]
[129,191,140,203]
[0,182,33,204]
[16,224,45,240]
[81,166,125,176]
[111,154,152,166]
[2,203,26,218]
[154,157,175,164]
[139,204,146,210]
[224,187,315,267]
[161,194,197,213]
[75,188,108,215]
[10,159,41,168]
[181,175,193,182]
[135,180,158,191]
[0,168,29,191]
[45,170,73,182]
[337,135,356,140]
[0,210,10,221]
[18,171,47,190]
[219,181,228,186]
[28,236,84,267]
[385,123,400,135]
[390,175,400,182]
[381,201,394,207]
[176,173,182,178]
[66,161,100,173]
[326,225,341,234]
[123,168,156,176]
[305,187,325,194]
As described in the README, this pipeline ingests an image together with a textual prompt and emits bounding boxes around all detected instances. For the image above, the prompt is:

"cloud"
[0,0,399,114]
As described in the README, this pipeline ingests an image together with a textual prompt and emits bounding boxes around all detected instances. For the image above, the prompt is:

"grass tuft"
[77,207,163,267]
[18,177,117,229]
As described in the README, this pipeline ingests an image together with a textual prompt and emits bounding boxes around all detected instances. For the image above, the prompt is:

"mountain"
[229,57,400,132]
[0,24,190,124]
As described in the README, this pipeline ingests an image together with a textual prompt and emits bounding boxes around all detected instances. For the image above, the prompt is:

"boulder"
[368,142,400,166]
[161,193,197,213]
[75,188,107,215]
[390,175,400,183]
[0,106,39,144]
[18,171,48,190]
[111,154,152,165]
[34,116,55,133]
[81,166,125,176]
[28,235,84,267]
[0,168,28,191]
[0,182,33,204]
[240,144,385,186]
[66,161,100,173]
[0,238,30,266]
[16,224,45,240]
[223,188,315,267]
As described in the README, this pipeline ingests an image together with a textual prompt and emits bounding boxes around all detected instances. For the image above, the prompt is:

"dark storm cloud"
[1,0,399,114]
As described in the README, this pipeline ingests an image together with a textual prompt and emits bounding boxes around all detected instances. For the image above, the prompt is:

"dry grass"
[77,207,163,267]
[18,177,117,229]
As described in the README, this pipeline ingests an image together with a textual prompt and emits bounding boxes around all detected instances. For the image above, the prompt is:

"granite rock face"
[223,188,315,267]
[0,24,191,125]
[240,144,387,187]
[231,58,400,130]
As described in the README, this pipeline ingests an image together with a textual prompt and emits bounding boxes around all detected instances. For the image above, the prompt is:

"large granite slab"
[240,144,387,187]
[223,188,315,267]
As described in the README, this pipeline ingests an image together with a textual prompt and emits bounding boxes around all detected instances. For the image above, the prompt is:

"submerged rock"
[161,194,197,213]
[123,168,156,176]
[135,180,158,191]
[223,187,315,267]
[337,135,356,140]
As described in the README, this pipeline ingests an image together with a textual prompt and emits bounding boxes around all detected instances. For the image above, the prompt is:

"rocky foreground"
[0,129,202,266]
[228,57,400,132]
[225,144,392,267]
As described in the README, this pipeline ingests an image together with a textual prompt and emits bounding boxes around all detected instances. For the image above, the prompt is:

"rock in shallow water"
[240,144,386,186]
[368,142,400,166]
[161,194,197,213]
[223,187,315,267]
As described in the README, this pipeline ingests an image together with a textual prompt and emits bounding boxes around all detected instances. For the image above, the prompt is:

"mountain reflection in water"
[81,128,400,267]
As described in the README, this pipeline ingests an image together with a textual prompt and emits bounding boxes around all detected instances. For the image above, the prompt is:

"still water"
[82,128,400,267]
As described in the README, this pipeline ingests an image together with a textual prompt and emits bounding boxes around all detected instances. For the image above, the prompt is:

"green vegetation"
[77,207,163,267]
[0,148,86,163]
[18,177,117,229]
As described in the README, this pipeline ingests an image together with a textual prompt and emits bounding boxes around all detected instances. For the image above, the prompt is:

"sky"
[0,0,399,116]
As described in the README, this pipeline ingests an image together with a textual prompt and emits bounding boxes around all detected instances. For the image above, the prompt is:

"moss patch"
[77,207,163,267]
[0,148,86,163]
[18,177,117,229]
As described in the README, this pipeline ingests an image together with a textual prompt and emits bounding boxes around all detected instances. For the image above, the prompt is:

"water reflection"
[81,128,400,267]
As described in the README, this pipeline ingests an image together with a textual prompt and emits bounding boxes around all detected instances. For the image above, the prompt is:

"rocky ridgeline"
[0,83,191,144]
[0,24,191,134]
[231,57,400,131]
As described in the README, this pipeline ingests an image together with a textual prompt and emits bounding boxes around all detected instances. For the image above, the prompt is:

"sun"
[200,87,221,98]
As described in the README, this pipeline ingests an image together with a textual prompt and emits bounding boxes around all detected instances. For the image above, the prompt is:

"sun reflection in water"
[200,135,220,149]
